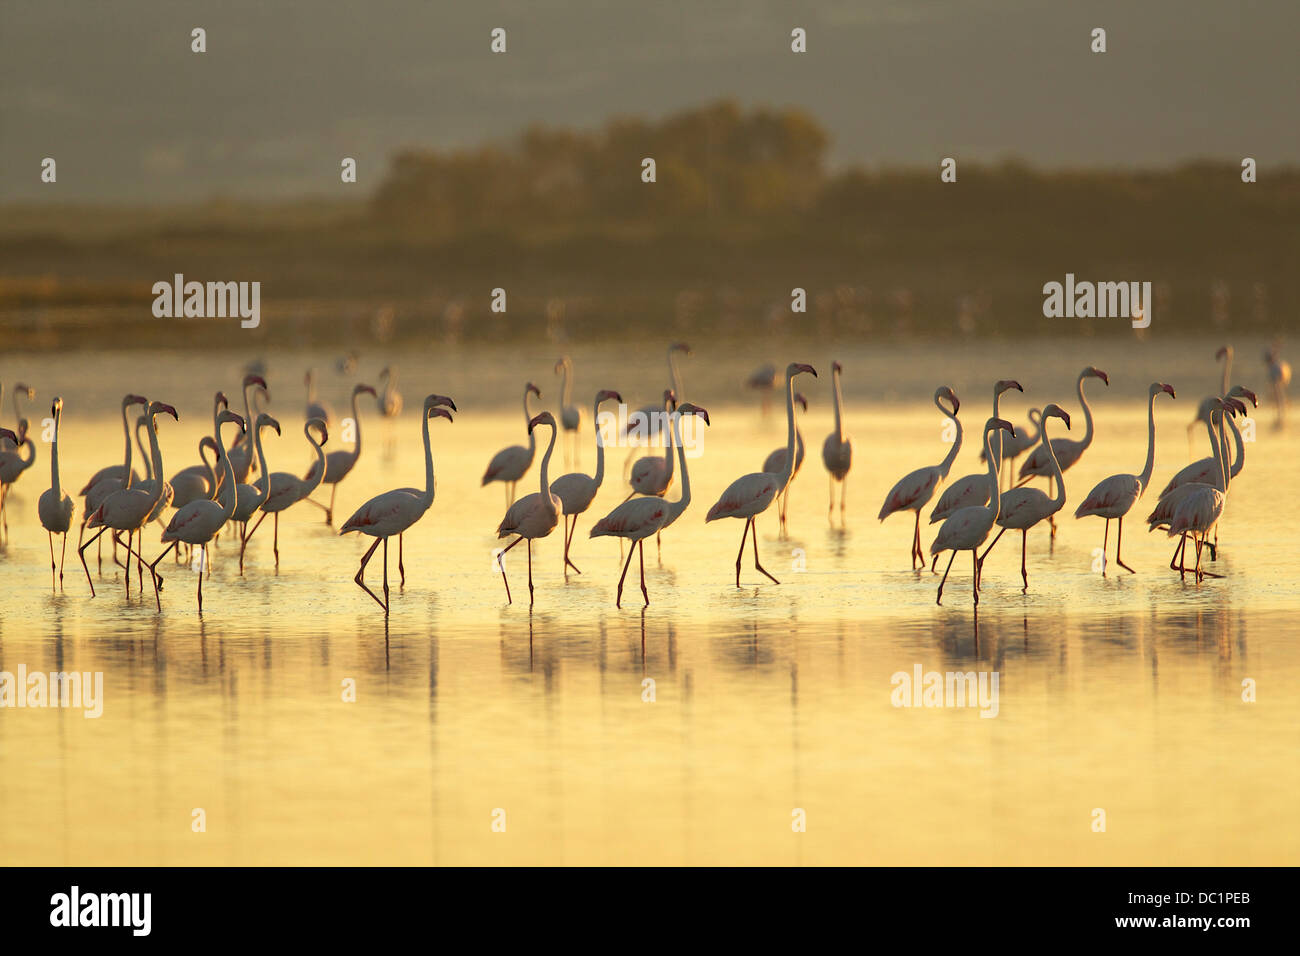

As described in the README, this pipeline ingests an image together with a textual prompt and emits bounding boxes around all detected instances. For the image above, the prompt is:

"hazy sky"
[2,0,1297,201]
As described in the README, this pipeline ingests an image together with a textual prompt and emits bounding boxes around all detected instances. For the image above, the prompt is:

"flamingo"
[706,363,817,587]
[591,402,709,606]
[548,389,622,575]
[554,356,582,467]
[930,379,1023,526]
[494,411,562,606]
[1161,386,1257,497]
[822,360,853,527]
[231,413,281,573]
[1264,343,1290,428]
[0,418,37,542]
[1,382,35,452]
[227,374,268,484]
[627,390,676,499]
[78,394,147,569]
[148,410,245,612]
[241,418,328,567]
[304,369,334,426]
[482,382,542,506]
[169,391,228,510]
[878,386,961,569]
[379,366,403,418]
[983,408,1041,490]
[302,383,378,524]
[78,401,178,598]
[977,405,1072,590]
[36,399,73,590]
[1166,398,1236,583]
[746,362,778,417]
[1072,383,1176,573]
[762,392,806,537]
[339,395,456,612]
[1016,365,1109,535]
[929,417,1016,605]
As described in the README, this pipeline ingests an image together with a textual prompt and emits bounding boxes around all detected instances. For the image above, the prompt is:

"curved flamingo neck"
[1205,413,1227,492]
[591,396,608,488]
[561,362,573,405]
[523,389,537,456]
[1136,389,1159,492]
[538,423,557,501]
[215,425,237,519]
[144,413,166,510]
[661,396,675,480]
[936,396,962,476]
[302,430,327,497]
[1040,420,1065,509]
[832,368,845,439]
[777,372,798,488]
[1077,372,1097,449]
[982,425,1002,522]
[242,383,256,431]
[669,410,692,518]
[420,410,435,507]
[1223,411,1245,481]
[348,390,364,461]
[990,386,1007,471]
[120,400,135,489]
[252,425,272,504]
[135,418,151,480]
[50,407,62,494]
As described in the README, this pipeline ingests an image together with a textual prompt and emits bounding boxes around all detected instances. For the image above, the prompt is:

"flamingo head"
[355,384,378,399]
[306,417,328,445]
[1225,397,1248,417]
[14,383,34,401]
[596,389,622,404]
[51,396,64,416]
[1216,345,1233,361]
[150,401,179,422]
[937,386,960,414]
[528,411,557,433]
[257,413,282,436]
[670,342,691,356]
[1158,383,1176,399]
[428,407,453,424]
[1229,385,1258,408]
[1042,403,1071,430]
[794,392,808,412]
[996,379,1023,395]
[677,402,710,426]
[988,417,1015,436]
[1086,367,1110,385]
[525,382,541,400]
[216,391,229,411]
[0,428,15,444]
[787,362,817,379]
[424,394,457,413]
[217,410,246,431]
[554,356,571,374]
[832,360,843,374]
[662,388,676,409]
[244,374,267,391]
[123,394,148,410]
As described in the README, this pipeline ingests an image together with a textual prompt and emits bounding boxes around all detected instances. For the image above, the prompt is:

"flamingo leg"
[977,526,1006,570]
[639,539,649,606]
[273,513,279,566]
[59,532,67,588]
[148,542,177,611]
[1020,529,1029,590]
[47,532,56,591]
[564,515,581,575]
[936,551,956,605]
[1048,475,1057,538]
[734,518,751,587]
[78,528,105,597]
[615,535,638,608]
[752,517,779,584]
[656,529,662,560]
[1101,519,1110,575]
[328,483,337,526]
[911,511,921,569]
[398,533,405,586]
[1115,517,1135,573]
[499,535,524,604]
[972,550,980,605]
[196,546,205,613]
[526,539,534,606]
[244,511,268,549]
[827,475,834,525]
[382,537,389,611]
[353,536,385,610]
[1193,535,1204,583]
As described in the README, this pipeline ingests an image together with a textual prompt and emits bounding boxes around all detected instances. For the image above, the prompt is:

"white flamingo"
[1161,386,1256,496]
[1166,398,1236,583]
[232,413,281,573]
[983,407,1040,490]
[762,392,806,537]
[38,408,74,591]
[169,391,228,510]
[977,405,1072,590]
[821,360,852,527]
[1073,383,1176,573]
[227,374,268,484]
[548,389,622,576]
[591,402,709,606]
[494,410,562,606]
[482,382,542,506]
[878,386,961,569]
[340,395,456,613]
[706,363,817,587]
[930,379,1023,526]
[148,410,245,612]
[302,383,378,524]
[242,419,328,567]
[929,417,1015,605]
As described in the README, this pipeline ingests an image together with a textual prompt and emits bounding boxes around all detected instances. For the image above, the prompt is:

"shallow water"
[0,336,1296,865]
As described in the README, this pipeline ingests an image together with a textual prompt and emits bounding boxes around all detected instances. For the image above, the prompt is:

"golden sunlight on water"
[0,337,1296,864]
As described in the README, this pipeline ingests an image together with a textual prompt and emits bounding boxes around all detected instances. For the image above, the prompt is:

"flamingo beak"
[1215,346,1229,359]
[1061,411,1072,429]
[1162,383,1176,398]
[797,363,817,377]
[527,383,541,398]
[430,408,453,423]
[528,413,548,432]
[247,375,267,388]
[832,361,843,373]
[1241,388,1258,407]
[360,385,377,397]
[160,403,179,420]
[1094,368,1110,385]
[994,418,1015,434]
[431,395,457,412]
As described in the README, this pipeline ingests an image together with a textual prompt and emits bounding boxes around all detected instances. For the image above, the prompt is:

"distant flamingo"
[304,369,334,426]
[482,382,542,506]
[1188,346,1232,450]
[554,356,582,467]
[746,362,778,417]
[591,403,709,606]
[762,392,806,537]
[822,361,852,527]
[1264,343,1290,427]
[627,390,676,499]
[1017,366,1109,535]
[231,413,281,573]
[977,405,1072,590]
[242,419,328,567]
[548,389,622,575]
[227,374,268,484]
[930,379,1023,526]
[379,367,403,418]
[339,395,455,612]
[1073,383,1176,573]
[0,419,37,542]
[302,383,378,524]
[878,386,961,569]
[1,382,35,452]
[706,363,817,587]
[623,342,690,476]
[78,401,178,598]
[36,399,74,590]
[148,410,245,612]
[495,411,562,606]
[929,417,1015,605]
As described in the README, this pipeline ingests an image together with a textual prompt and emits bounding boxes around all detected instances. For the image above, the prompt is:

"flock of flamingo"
[0,341,1288,614]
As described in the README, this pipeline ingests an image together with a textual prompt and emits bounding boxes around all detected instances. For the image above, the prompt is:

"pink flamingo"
[1166,398,1236,583]
[148,410,245,612]
[78,394,148,570]
[227,374,268,483]
[302,383,378,524]
[494,411,562,606]
[339,395,456,612]
[929,417,1015,605]
[242,419,328,567]
[482,382,542,506]
[591,402,709,606]
[1016,366,1108,535]
[821,361,853,527]
[762,392,806,537]
[930,379,1023,526]
[378,367,404,418]
[1161,386,1256,496]
[1,382,34,452]
[548,389,623,575]
[78,401,178,598]
[706,363,817,587]
[983,408,1040,491]
[878,386,961,569]
[977,405,1072,590]
[1073,383,1176,573]
[232,413,281,573]
[169,391,228,510]
[627,390,676,499]
[37,399,74,590]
